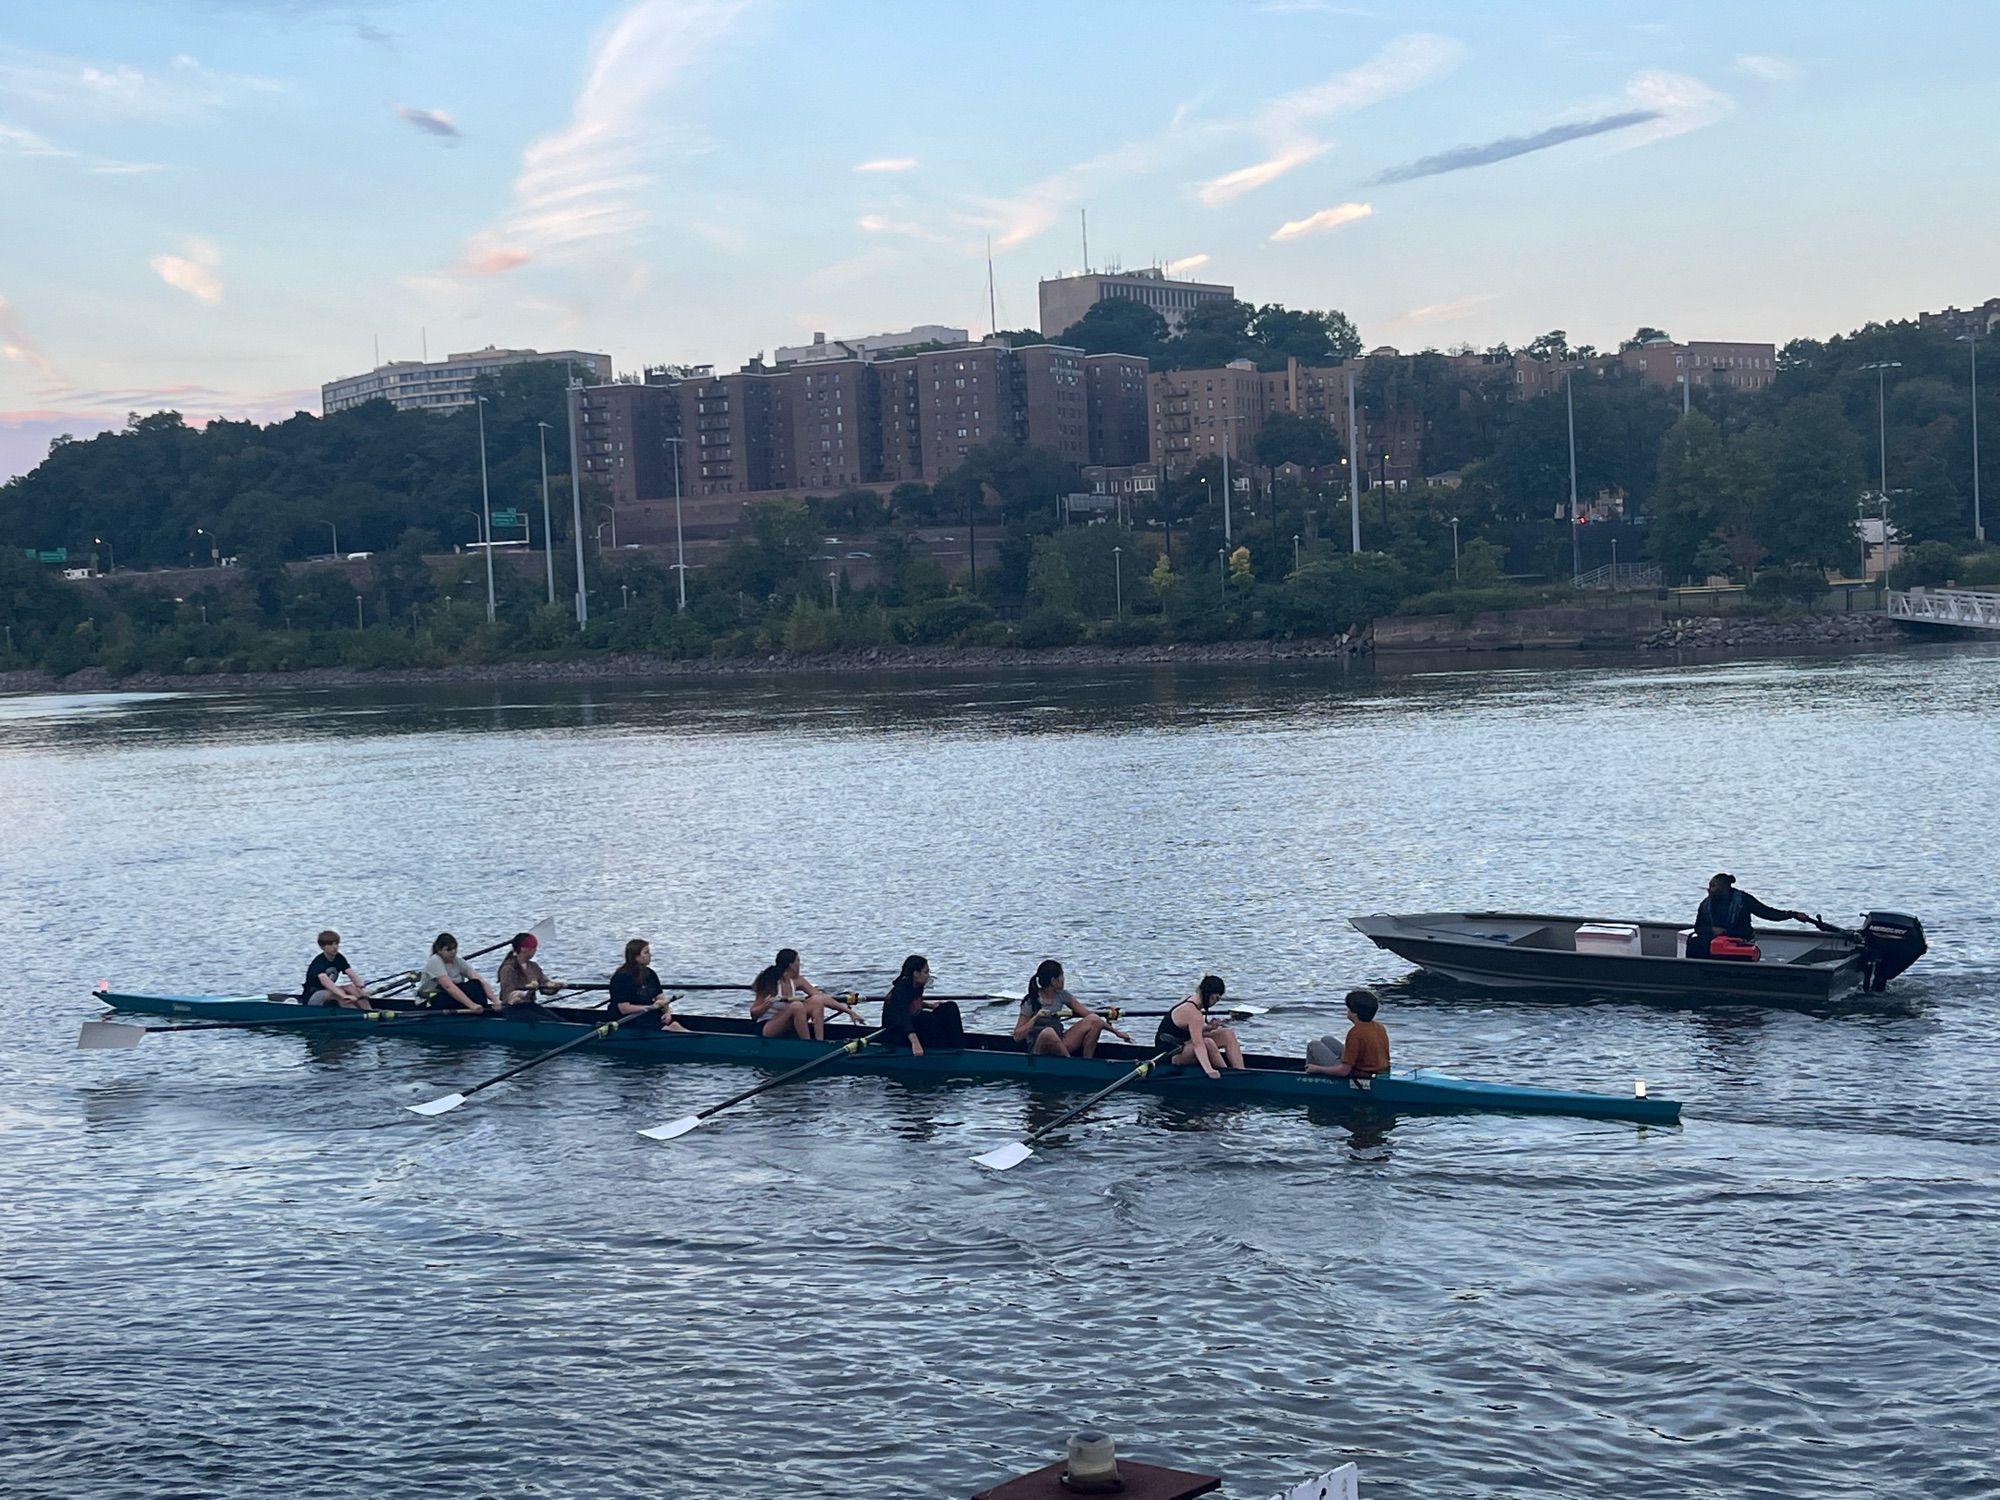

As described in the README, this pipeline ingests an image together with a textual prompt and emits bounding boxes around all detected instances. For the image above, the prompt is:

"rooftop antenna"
[421,326,428,362]
[986,236,998,337]
[373,333,380,367]
[1081,209,1089,273]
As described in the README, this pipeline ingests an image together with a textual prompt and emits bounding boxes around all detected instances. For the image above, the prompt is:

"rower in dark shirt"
[1690,873,1811,958]
[879,954,963,1057]
[607,939,688,1033]
[301,929,370,1008]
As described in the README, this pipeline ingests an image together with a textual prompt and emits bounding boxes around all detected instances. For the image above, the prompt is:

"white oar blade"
[636,1116,702,1142]
[972,1141,1035,1172]
[78,1020,146,1050]
[1230,1003,1270,1017]
[406,1092,467,1117]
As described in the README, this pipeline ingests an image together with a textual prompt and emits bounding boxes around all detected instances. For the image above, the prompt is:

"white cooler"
[1574,922,1643,957]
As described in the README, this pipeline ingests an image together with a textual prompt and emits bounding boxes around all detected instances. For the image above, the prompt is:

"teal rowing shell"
[93,992,1684,1126]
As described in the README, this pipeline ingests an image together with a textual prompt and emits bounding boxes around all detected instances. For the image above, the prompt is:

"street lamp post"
[1961,335,1984,543]
[1346,374,1361,553]
[316,519,338,559]
[536,422,556,604]
[666,435,687,611]
[1450,516,1461,582]
[1860,359,1903,504]
[1220,418,1233,544]
[828,570,839,610]
[594,521,611,556]
[94,535,113,573]
[1218,546,1226,601]
[1566,369,1581,582]
[192,527,211,568]
[475,397,496,624]
[1113,545,1123,618]
[566,378,588,629]
[595,504,618,552]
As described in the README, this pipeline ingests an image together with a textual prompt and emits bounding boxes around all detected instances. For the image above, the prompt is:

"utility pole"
[1347,372,1361,552]
[1566,370,1581,582]
[476,397,496,623]
[986,237,998,337]
[668,435,687,611]
[1964,335,1984,543]
[1221,410,1233,545]
[567,375,588,627]
[536,422,556,604]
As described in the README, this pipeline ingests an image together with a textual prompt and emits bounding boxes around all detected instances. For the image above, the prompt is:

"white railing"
[1574,563,1662,590]
[1887,588,2000,630]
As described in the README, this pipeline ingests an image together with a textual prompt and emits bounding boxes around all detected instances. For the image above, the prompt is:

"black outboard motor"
[1860,911,1927,992]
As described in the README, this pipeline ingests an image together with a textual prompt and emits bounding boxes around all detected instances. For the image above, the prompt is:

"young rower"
[750,963,812,1039]
[607,939,688,1033]
[496,931,563,1015]
[775,947,861,1039]
[301,929,371,1008]
[1155,975,1244,1080]
[1305,989,1391,1078]
[417,932,492,1012]
[1013,959,1130,1057]
[880,954,964,1058]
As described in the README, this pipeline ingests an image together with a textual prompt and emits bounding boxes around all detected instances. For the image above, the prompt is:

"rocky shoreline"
[0,615,1918,697]
[1639,614,1902,650]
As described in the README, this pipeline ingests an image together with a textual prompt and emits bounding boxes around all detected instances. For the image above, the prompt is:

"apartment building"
[774,325,969,366]
[790,358,880,491]
[1085,354,1150,466]
[1918,298,2000,340]
[573,382,680,509]
[323,346,611,414]
[1039,266,1235,337]
[1015,344,1090,466]
[1149,356,1426,487]
[1617,339,1777,393]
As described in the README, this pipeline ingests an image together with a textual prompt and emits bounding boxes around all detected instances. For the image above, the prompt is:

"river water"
[3,644,1997,1499]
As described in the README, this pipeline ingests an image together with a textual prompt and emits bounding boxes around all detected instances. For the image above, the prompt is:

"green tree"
[1056,298,1171,360]
[1248,304,1362,364]
[1765,394,1865,569]
[1649,412,1733,581]
[1253,410,1344,469]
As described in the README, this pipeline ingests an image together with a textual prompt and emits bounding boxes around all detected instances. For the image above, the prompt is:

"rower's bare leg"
[1032,1029,1065,1056]
[804,995,827,1041]
[1211,1027,1245,1069]
[1068,1015,1106,1057]
[789,1001,810,1040]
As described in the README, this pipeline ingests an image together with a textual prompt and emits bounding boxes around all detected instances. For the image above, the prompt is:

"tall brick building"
[571,339,1145,526]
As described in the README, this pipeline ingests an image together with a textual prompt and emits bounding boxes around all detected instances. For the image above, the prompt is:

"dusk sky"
[3,0,1995,480]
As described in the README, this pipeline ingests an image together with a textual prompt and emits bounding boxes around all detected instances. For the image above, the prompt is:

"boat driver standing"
[1690,873,1811,958]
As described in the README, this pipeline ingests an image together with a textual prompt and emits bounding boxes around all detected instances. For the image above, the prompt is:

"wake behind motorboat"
[1351,910,1926,1005]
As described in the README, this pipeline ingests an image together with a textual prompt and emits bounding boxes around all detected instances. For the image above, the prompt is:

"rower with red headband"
[496,931,564,1014]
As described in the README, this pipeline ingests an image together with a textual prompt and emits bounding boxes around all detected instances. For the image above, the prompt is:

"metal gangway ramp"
[1886,587,2000,631]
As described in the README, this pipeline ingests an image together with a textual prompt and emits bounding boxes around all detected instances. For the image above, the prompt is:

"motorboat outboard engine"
[1860,911,1927,992]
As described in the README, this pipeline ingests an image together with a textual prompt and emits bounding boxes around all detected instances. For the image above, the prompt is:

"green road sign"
[491,510,524,528]
[35,548,69,563]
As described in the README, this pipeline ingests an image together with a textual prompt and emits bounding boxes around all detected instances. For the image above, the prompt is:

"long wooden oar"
[972,1047,1181,1172]
[637,1029,886,1142]
[1110,1004,1266,1020]
[78,1006,468,1049]
[404,998,677,1116]
[982,993,1271,1015]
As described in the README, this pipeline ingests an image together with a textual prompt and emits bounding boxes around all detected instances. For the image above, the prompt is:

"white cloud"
[959,138,1167,252]
[1734,54,1798,83]
[1269,200,1372,241]
[857,213,955,246]
[1195,33,1461,204]
[809,247,902,288]
[1616,70,1733,147]
[1393,293,1497,326]
[0,47,281,119]
[452,0,748,277]
[0,117,159,174]
[853,156,917,173]
[150,238,222,304]
[1163,253,1211,275]
[0,294,69,390]
[1196,143,1329,205]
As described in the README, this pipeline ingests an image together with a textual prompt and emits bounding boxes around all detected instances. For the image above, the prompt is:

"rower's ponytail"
[1025,958,1063,1005]
[753,964,782,1002]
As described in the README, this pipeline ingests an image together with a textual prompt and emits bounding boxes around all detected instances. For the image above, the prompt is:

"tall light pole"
[1565,370,1582,581]
[1860,360,1902,505]
[536,422,556,604]
[666,434,687,611]
[828,570,839,610]
[316,518,338,559]
[1346,372,1361,553]
[193,527,211,568]
[1113,545,1123,618]
[1961,334,1984,543]
[1220,417,1233,544]
[1292,533,1301,573]
[1218,546,1226,601]
[475,396,496,623]
[1450,516,1461,582]
[596,505,618,551]
[567,378,588,628]
[94,535,113,573]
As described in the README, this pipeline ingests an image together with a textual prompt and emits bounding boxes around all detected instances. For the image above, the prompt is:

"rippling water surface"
[4,645,1997,1499]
